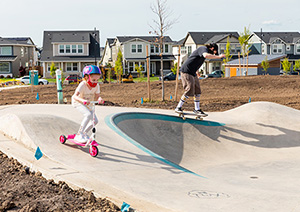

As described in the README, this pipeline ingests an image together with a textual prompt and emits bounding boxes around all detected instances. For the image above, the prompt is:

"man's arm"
[203,53,225,59]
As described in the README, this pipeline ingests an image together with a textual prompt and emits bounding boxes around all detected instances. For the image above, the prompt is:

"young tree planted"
[281,58,291,74]
[149,0,177,101]
[115,49,123,83]
[261,56,270,74]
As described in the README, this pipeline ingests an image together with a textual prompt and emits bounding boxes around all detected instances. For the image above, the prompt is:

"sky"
[1,0,300,47]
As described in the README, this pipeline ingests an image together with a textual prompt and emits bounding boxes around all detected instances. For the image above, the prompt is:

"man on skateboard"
[175,43,225,116]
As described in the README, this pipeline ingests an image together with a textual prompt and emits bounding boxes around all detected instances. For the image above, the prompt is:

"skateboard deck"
[175,111,207,120]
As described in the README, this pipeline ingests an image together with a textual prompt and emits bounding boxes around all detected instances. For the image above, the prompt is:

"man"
[175,43,225,116]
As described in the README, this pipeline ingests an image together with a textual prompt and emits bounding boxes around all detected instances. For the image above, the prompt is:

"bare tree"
[149,0,177,101]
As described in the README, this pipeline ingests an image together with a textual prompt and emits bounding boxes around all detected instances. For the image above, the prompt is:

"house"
[101,36,176,76]
[40,30,100,78]
[0,37,37,77]
[180,32,240,75]
[100,38,115,67]
[248,32,300,71]
[224,54,286,77]
[172,38,185,65]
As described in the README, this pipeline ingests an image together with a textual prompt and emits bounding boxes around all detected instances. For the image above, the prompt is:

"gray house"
[248,32,300,71]
[40,30,100,78]
[0,37,37,77]
[102,36,175,76]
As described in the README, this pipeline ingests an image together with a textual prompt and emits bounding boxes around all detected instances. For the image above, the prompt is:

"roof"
[116,36,173,43]
[253,32,300,44]
[0,37,35,46]
[185,32,240,44]
[40,30,100,62]
[226,54,286,65]
[0,56,17,61]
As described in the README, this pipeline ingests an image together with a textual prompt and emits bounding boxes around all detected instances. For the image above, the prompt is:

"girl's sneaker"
[74,133,87,144]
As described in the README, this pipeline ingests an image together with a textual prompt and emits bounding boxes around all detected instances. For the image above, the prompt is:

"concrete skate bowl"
[108,102,300,177]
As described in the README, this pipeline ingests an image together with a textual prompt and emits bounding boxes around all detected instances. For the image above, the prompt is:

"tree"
[281,58,291,74]
[222,36,232,76]
[50,62,57,78]
[150,0,177,101]
[171,62,178,75]
[135,64,144,81]
[293,59,300,73]
[238,26,251,76]
[261,56,270,74]
[115,49,123,83]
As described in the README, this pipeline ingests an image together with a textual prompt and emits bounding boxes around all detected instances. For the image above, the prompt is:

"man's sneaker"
[74,133,87,144]
[193,109,208,117]
[175,107,183,113]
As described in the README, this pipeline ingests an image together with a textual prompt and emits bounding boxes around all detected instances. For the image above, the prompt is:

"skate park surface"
[0,101,300,212]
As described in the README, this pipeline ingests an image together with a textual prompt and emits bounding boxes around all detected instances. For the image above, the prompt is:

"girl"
[72,65,104,144]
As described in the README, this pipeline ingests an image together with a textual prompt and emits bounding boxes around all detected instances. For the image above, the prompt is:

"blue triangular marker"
[36,92,39,100]
[141,97,143,104]
[121,202,130,212]
[35,147,43,160]
[249,97,251,103]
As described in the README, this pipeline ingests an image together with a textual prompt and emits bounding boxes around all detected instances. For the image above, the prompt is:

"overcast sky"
[1,0,300,47]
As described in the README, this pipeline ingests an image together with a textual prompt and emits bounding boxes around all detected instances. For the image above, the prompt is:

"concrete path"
[0,102,300,212]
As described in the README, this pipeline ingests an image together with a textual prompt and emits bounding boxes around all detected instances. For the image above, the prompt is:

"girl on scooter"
[72,65,104,144]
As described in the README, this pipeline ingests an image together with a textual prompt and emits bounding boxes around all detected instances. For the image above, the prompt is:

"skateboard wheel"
[183,117,186,120]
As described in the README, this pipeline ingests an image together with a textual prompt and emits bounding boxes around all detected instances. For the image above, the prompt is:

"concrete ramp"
[111,101,300,174]
[1,102,300,212]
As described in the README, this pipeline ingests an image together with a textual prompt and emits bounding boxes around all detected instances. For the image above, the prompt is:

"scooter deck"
[67,134,98,146]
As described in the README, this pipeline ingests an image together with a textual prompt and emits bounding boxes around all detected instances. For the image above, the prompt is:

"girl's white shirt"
[72,81,100,110]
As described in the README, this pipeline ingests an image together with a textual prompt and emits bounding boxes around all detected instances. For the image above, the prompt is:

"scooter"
[59,101,100,157]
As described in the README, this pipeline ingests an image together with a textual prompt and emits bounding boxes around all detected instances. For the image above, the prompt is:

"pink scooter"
[59,101,100,157]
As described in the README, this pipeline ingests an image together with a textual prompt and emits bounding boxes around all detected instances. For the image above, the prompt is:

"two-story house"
[40,30,100,78]
[102,36,175,76]
[180,32,240,75]
[0,37,37,77]
[248,32,300,71]
[100,38,115,67]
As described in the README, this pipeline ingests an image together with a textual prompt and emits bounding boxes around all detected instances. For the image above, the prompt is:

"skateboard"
[175,111,207,120]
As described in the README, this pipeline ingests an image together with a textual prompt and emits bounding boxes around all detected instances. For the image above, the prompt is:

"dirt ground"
[1,75,300,211]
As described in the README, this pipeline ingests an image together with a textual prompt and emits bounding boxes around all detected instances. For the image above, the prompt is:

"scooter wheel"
[59,135,66,144]
[89,146,98,157]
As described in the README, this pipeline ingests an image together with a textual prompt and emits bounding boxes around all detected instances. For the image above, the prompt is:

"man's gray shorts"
[181,72,201,97]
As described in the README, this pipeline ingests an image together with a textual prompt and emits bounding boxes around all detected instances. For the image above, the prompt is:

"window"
[0,62,10,73]
[137,44,142,53]
[296,44,300,54]
[231,45,236,54]
[0,47,12,55]
[273,44,283,54]
[73,63,78,71]
[47,63,59,72]
[72,45,76,53]
[59,45,64,53]
[131,45,136,53]
[129,62,134,71]
[164,44,169,53]
[78,45,83,53]
[155,45,159,53]
[181,46,187,54]
[21,47,24,57]
[140,62,145,71]
[188,46,192,56]
[220,44,225,54]
[151,44,154,53]
[66,45,70,53]
[66,63,72,71]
